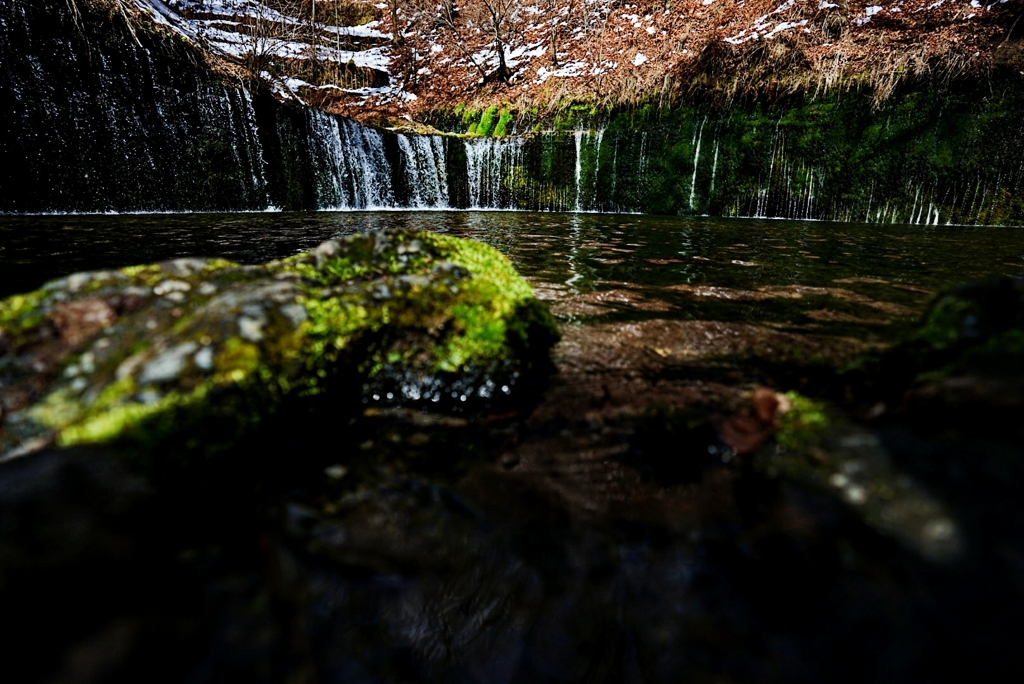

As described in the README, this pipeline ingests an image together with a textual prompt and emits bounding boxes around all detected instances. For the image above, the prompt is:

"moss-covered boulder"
[837,273,1024,437]
[0,229,558,460]
[844,275,1023,387]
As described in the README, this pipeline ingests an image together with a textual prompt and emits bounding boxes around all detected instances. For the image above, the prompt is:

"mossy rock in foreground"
[0,229,559,460]
[843,274,1024,397]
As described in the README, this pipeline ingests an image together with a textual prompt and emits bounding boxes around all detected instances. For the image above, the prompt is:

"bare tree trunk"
[549,0,559,66]
[478,0,520,83]
[495,35,510,81]
[388,0,405,46]
[436,0,490,81]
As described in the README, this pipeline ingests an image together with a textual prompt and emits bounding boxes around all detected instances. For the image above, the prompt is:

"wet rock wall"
[439,82,1024,224]
[1,1,263,212]
[0,0,383,213]
[3,0,1024,224]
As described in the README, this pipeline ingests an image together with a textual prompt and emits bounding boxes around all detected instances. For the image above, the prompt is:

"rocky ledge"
[0,229,558,460]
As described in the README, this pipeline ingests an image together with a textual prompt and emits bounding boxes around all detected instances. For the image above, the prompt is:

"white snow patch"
[508,42,547,63]
[131,0,396,106]
[725,29,758,45]
[764,19,808,39]
[329,21,387,39]
[284,77,313,91]
[537,60,588,82]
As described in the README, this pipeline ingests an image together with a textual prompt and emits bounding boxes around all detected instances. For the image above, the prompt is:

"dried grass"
[374,0,1023,120]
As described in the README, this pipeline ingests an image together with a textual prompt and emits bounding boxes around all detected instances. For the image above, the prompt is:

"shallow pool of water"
[4,212,1023,333]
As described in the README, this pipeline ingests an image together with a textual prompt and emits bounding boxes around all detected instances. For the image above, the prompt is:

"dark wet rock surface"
[0,229,557,460]
[2,213,1024,682]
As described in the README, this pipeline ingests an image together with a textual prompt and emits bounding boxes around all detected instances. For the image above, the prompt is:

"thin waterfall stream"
[238,111,1022,223]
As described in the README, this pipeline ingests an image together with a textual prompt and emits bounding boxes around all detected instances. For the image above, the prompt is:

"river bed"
[2,212,1024,682]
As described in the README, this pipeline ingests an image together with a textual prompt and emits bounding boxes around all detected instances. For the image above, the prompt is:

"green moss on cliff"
[424,76,1024,221]
[493,109,514,137]
[477,106,498,137]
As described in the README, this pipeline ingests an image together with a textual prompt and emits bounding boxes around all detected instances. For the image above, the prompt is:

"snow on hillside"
[134,0,401,101]
[132,0,1021,121]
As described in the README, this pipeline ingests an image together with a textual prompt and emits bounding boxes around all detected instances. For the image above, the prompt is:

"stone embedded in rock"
[313,240,342,268]
[50,299,118,346]
[138,342,199,385]
[0,229,559,460]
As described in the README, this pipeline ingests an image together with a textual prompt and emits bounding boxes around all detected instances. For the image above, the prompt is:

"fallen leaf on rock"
[714,387,791,455]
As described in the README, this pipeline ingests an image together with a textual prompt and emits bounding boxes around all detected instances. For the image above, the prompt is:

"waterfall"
[689,118,706,211]
[909,186,921,225]
[464,138,492,209]
[592,129,605,210]
[7,0,1021,226]
[709,141,719,198]
[574,130,584,212]
[755,124,782,218]
[5,0,1022,221]
[397,133,449,208]
[396,135,424,207]
[304,112,399,209]
[306,111,352,209]
[237,87,269,207]
[429,136,450,207]
[464,136,525,209]
[340,118,394,208]
[638,131,649,177]
[806,169,815,220]
[610,139,619,211]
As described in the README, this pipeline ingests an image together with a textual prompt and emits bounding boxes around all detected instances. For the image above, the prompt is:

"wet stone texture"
[0,229,558,460]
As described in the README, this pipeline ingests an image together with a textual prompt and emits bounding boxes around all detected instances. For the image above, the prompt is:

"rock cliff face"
[0,0,267,212]
[441,85,1024,224]
[0,0,413,212]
